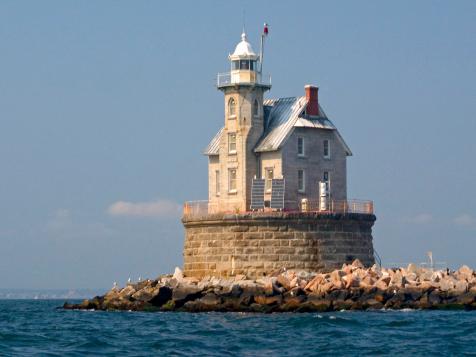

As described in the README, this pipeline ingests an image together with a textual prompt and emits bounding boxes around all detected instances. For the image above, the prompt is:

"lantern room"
[217,32,271,89]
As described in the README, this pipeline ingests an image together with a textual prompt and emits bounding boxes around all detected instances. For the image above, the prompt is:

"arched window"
[228,98,236,117]
[253,99,259,116]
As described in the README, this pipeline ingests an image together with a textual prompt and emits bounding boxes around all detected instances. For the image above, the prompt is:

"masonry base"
[182,212,376,278]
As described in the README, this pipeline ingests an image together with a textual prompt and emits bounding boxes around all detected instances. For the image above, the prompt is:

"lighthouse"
[184,29,376,278]
[212,31,272,212]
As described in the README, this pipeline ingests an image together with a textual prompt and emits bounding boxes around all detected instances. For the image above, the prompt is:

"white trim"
[228,132,237,154]
[228,97,236,119]
[228,168,237,193]
[264,167,274,193]
[215,170,220,196]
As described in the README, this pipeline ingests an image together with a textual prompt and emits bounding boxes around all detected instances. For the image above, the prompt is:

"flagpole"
[260,23,268,74]
[260,33,264,73]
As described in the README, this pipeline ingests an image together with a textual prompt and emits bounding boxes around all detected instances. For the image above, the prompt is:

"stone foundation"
[182,212,376,278]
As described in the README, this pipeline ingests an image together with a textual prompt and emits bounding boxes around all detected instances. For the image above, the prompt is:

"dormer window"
[253,99,259,117]
[228,98,236,118]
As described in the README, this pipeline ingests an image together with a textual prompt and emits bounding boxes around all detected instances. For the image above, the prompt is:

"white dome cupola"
[229,32,259,60]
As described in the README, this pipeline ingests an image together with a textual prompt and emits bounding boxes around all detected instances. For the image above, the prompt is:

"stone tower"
[213,32,271,212]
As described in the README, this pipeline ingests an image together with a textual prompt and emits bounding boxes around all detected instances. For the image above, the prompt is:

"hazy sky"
[1,1,475,289]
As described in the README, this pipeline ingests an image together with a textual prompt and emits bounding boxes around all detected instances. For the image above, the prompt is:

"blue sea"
[0,300,475,356]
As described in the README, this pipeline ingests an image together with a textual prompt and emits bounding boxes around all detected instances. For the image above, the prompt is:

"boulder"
[303,295,331,312]
[439,278,455,292]
[351,259,364,269]
[375,276,391,290]
[360,276,376,288]
[256,277,276,296]
[457,265,474,281]
[199,293,222,306]
[118,285,136,299]
[342,274,360,289]
[390,270,403,287]
[131,287,157,302]
[254,294,283,306]
[172,285,203,307]
[330,270,344,284]
[453,280,468,293]
[276,275,292,291]
[304,274,326,291]
[149,286,173,307]
[173,267,184,281]
[456,291,476,305]
[428,290,441,306]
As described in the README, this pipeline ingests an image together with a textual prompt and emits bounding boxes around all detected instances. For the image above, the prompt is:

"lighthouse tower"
[213,32,272,212]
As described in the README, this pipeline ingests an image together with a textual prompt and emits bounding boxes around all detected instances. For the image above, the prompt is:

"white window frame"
[298,169,305,193]
[215,170,220,196]
[228,133,237,154]
[228,168,237,193]
[297,137,305,157]
[264,167,274,192]
[323,139,331,159]
[228,98,236,118]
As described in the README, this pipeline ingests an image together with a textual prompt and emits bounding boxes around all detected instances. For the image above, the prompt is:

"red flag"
[263,23,269,36]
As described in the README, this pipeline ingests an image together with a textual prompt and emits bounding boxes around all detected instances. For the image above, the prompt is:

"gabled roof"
[204,96,352,156]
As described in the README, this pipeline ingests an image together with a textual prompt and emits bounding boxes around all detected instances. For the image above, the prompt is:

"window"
[323,139,330,159]
[239,60,250,70]
[297,137,305,156]
[228,169,237,193]
[228,133,237,154]
[228,98,236,117]
[298,169,305,192]
[233,60,255,70]
[265,168,274,192]
[215,170,220,196]
[323,171,330,191]
[323,171,329,182]
[253,99,259,117]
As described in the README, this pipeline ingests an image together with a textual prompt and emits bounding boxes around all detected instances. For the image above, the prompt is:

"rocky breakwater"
[63,261,476,312]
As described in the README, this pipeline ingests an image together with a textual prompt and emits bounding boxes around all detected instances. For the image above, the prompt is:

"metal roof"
[254,97,307,152]
[204,96,352,156]
[203,127,223,155]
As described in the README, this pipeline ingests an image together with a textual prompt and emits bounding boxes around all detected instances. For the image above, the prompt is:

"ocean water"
[0,300,475,356]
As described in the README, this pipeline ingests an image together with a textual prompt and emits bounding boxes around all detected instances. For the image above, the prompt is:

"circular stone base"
[182,212,376,278]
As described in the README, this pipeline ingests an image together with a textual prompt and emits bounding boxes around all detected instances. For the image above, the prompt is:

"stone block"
[275,247,296,255]
[243,233,262,240]
[230,226,249,232]
[259,239,280,247]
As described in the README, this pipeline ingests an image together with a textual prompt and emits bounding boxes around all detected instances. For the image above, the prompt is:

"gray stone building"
[204,32,352,213]
[182,31,376,278]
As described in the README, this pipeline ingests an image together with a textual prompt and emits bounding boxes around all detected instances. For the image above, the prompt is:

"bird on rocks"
[127,277,132,284]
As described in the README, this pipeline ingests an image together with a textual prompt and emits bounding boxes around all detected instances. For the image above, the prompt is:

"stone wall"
[182,212,376,278]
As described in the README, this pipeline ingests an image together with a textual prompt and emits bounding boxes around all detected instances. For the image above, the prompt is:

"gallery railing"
[183,199,374,219]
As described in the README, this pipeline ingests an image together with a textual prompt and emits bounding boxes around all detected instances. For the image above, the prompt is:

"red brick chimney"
[304,85,319,116]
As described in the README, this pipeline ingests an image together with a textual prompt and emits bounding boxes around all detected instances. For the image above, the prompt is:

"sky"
[1,1,475,290]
